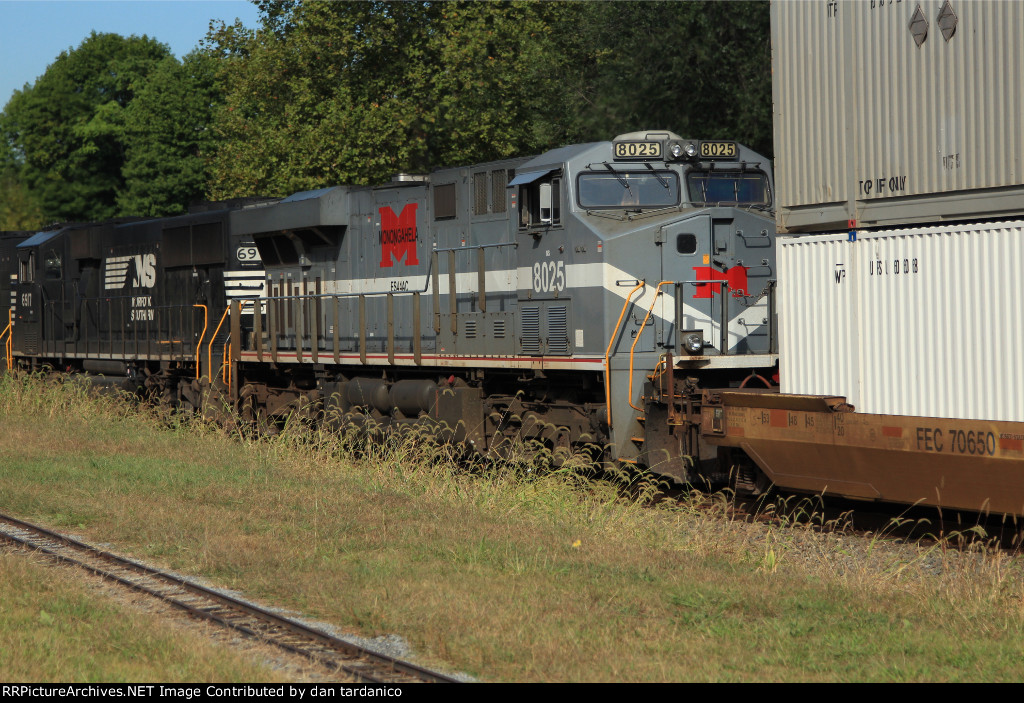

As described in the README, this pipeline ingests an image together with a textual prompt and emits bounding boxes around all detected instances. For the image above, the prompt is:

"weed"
[6,375,1024,681]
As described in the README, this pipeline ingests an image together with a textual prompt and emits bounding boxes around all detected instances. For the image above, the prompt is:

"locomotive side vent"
[492,169,509,214]
[493,319,506,339]
[520,306,541,355]
[473,173,488,216]
[465,320,477,339]
[547,305,569,355]
[22,329,38,354]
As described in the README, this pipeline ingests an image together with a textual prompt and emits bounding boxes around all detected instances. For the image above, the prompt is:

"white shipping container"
[772,0,1024,233]
[779,221,1024,422]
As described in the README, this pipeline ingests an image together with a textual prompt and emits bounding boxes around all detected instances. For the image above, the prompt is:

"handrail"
[207,306,230,384]
[604,281,645,431]
[1,308,11,371]
[433,240,518,254]
[193,304,208,381]
[628,281,673,412]
[222,341,231,386]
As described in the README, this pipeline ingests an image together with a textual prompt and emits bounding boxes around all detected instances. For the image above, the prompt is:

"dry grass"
[3,373,1024,681]
[0,551,285,682]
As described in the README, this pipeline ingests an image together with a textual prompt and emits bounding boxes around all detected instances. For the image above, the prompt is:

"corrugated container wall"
[772,0,1024,233]
[779,220,1024,422]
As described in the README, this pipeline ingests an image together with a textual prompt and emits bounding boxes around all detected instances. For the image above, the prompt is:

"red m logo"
[692,265,749,299]
[379,204,419,268]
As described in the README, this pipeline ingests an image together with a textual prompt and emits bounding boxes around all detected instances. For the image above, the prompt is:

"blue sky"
[0,0,262,107]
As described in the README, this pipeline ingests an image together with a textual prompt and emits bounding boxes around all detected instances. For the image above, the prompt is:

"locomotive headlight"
[684,142,698,158]
[668,140,684,159]
[682,331,704,355]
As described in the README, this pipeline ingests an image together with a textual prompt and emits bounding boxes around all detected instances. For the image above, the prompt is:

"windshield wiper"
[643,162,669,189]
[603,163,631,193]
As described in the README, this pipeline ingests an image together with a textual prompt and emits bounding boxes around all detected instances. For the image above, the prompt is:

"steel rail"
[0,511,459,684]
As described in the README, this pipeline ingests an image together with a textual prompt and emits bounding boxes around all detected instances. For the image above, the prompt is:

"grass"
[0,552,285,682]
[2,372,1024,681]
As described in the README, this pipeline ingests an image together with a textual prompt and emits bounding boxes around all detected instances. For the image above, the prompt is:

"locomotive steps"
[3,373,1024,682]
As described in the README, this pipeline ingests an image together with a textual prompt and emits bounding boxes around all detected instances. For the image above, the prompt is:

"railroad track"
[0,512,460,684]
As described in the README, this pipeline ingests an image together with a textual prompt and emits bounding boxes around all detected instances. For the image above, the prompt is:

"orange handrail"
[604,281,645,431]
[207,306,230,383]
[193,304,208,380]
[1,308,12,372]
[222,341,231,386]
[628,281,673,412]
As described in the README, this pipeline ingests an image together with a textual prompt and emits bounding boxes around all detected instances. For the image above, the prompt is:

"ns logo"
[104,253,157,290]
[132,254,157,287]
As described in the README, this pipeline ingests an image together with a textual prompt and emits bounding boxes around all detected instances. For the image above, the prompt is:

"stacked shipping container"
[772,0,1024,233]
[773,0,1024,423]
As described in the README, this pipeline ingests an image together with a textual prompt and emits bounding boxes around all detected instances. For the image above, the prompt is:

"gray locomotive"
[226,131,778,481]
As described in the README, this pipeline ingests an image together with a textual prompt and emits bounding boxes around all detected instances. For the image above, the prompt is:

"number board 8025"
[613,141,662,160]
[698,141,738,160]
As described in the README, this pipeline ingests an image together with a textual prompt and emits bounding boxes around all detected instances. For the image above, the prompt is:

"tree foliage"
[568,1,773,157]
[0,171,44,231]
[118,51,222,216]
[1,32,171,222]
[207,1,771,199]
[0,2,773,213]
[206,1,587,198]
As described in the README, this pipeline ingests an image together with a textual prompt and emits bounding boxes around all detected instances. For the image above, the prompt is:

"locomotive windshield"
[577,171,679,209]
[687,171,770,207]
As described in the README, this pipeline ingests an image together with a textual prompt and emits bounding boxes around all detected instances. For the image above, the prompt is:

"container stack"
[772,0,1024,422]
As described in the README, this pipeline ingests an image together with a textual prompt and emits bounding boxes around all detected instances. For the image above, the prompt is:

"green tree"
[1,32,171,222]
[0,139,43,230]
[206,1,586,198]
[567,1,773,157]
[118,51,222,216]
[0,171,44,231]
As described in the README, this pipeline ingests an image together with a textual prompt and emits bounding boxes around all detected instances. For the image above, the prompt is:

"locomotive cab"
[508,130,778,481]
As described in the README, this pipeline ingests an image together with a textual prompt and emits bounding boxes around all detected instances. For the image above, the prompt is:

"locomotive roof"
[281,187,340,203]
[231,186,349,236]
[516,141,603,173]
[17,230,62,248]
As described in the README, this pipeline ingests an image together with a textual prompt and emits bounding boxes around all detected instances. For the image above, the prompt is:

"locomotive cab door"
[513,171,573,358]
[40,246,67,354]
[661,214,713,355]
[13,249,41,355]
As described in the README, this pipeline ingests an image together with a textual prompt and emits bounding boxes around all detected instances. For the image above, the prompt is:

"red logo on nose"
[692,265,749,299]
[379,204,419,268]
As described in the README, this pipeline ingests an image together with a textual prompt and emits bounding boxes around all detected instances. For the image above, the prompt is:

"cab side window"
[45,249,62,279]
[518,176,561,229]
[20,252,34,283]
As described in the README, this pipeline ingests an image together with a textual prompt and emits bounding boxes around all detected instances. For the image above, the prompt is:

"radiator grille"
[520,307,540,355]
[547,305,569,355]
